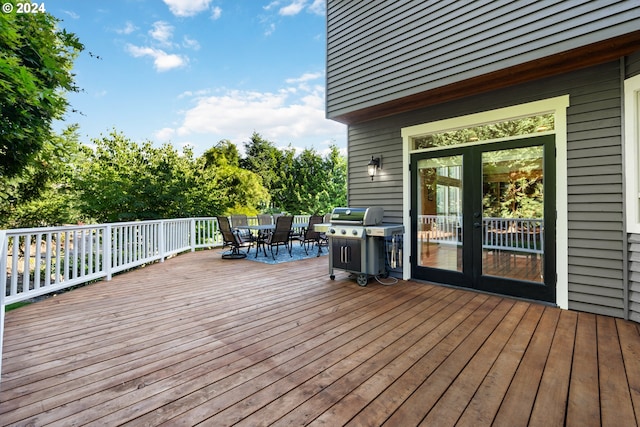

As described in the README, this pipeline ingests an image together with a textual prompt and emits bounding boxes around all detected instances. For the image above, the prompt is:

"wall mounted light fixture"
[367,156,381,180]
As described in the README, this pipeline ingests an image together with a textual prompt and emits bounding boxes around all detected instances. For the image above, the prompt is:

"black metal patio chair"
[230,214,256,242]
[257,215,293,259]
[217,216,252,259]
[297,214,324,255]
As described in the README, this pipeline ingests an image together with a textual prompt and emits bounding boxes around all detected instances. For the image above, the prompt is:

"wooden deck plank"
[417,301,530,426]
[257,289,477,427]
[617,318,640,423]
[345,294,496,426]
[528,310,578,427]
[307,291,501,427]
[455,303,545,426]
[0,249,639,426]
[1,276,359,411]
[491,306,560,427]
[382,297,514,426]
[566,312,601,427]
[597,315,637,426]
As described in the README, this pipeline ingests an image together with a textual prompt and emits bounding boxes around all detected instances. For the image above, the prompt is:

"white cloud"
[276,0,324,16]
[154,127,176,142]
[183,36,201,50]
[116,21,137,35]
[264,23,276,36]
[308,0,325,15]
[211,6,222,20]
[64,10,80,19]
[149,21,174,46]
[126,44,188,72]
[264,1,280,11]
[286,72,323,84]
[279,0,307,16]
[163,0,212,17]
[161,72,346,152]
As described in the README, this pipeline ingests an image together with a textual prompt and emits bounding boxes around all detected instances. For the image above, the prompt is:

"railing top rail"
[2,217,222,235]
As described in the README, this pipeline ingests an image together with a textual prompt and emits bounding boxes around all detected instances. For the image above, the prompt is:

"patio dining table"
[235,222,309,257]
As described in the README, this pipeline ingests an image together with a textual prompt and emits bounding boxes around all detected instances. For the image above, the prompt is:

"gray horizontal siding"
[629,235,640,322]
[627,50,640,77]
[347,125,404,224]
[327,0,640,119]
[346,60,630,317]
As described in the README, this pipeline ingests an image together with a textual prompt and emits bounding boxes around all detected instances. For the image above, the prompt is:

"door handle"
[474,222,482,228]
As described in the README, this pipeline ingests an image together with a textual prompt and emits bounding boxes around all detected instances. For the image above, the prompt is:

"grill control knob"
[340,229,347,235]
[352,229,358,236]
[329,228,336,234]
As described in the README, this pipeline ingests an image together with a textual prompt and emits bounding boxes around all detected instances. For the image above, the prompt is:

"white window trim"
[625,74,640,233]
[402,95,570,309]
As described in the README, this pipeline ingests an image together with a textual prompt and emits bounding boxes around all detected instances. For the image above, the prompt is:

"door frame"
[401,96,570,308]
[410,136,556,302]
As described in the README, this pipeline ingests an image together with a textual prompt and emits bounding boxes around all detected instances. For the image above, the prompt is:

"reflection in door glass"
[482,146,544,282]
[417,156,463,272]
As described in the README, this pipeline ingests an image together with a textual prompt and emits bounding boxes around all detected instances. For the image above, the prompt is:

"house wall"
[327,0,640,120]
[348,60,629,317]
[626,50,640,322]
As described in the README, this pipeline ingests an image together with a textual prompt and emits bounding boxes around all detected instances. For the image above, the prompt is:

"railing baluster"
[34,233,42,290]
[22,234,31,293]
[10,237,18,296]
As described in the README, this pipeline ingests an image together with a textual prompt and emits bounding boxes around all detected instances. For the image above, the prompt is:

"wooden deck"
[1,249,639,426]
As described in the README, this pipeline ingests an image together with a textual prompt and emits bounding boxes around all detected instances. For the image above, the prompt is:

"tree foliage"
[0,125,82,228]
[0,2,83,178]
[2,128,346,228]
[242,133,347,215]
[200,140,269,216]
[76,131,195,222]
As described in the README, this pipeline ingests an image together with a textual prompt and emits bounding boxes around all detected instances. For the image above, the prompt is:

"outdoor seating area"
[226,214,329,261]
[1,250,639,426]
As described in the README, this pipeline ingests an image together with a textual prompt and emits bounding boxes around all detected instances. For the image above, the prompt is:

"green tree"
[0,125,83,228]
[201,141,269,215]
[241,132,283,208]
[288,146,347,215]
[272,147,297,213]
[322,145,348,211]
[241,133,347,215]
[75,131,205,222]
[0,3,83,178]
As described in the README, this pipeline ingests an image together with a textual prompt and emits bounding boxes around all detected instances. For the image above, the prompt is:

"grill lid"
[331,207,384,226]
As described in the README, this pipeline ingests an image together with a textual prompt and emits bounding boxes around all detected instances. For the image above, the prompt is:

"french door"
[411,135,556,303]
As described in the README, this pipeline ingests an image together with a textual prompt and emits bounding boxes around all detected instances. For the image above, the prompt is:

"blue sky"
[50,0,346,155]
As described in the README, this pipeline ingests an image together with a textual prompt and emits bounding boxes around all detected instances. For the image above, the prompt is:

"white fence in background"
[418,215,544,254]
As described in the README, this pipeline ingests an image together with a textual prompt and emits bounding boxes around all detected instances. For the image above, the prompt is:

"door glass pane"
[417,155,463,271]
[482,146,544,282]
[412,114,554,149]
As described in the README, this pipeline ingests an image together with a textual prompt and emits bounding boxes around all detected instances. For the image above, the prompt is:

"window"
[625,74,640,233]
[412,114,555,150]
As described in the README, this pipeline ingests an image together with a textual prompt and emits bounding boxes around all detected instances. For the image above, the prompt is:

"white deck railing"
[1,218,221,306]
[418,215,544,254]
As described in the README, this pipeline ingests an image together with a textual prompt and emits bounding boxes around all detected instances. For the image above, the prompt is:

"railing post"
[105,225,112,281]
[190,218,196,252]
[159,220,165,262]
[0,229,7,383]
